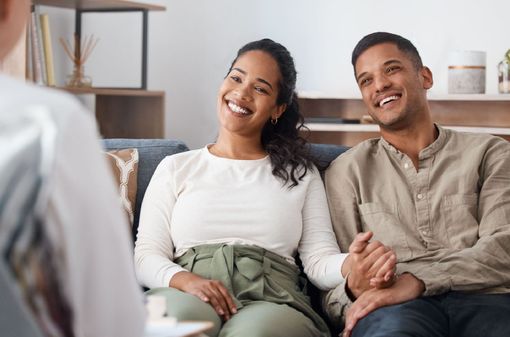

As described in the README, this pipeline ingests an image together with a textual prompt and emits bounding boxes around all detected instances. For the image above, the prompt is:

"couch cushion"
[308,143,350,172]
[102,139,189,236]
[104,148,139,226]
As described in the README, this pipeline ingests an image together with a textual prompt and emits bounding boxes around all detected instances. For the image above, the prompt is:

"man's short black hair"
[352,32,423,75]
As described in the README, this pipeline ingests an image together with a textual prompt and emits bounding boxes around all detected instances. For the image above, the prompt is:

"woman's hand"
[169,271,237,320]
[344,232,397,298]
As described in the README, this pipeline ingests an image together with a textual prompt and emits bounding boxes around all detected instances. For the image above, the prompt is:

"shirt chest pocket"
[358,202,411,261]
[440,194,479,248]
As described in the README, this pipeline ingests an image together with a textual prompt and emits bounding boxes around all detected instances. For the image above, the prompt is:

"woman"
[135,39,389,337]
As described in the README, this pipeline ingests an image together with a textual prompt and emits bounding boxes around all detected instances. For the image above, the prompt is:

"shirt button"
[417,193,424,200]
[404,163,410,169]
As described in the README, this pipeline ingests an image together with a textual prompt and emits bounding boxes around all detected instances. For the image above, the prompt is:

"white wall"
[43,0,510,149]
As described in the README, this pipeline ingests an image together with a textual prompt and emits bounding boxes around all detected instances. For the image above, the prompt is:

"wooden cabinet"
[299,93,510,146]
[32,0,166,138]
[63,87,164,138]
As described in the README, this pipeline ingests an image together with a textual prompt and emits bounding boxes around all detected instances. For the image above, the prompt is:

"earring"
[271,117,278,125]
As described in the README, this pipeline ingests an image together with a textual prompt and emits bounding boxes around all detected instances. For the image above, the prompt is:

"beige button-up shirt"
[324,125,510,323]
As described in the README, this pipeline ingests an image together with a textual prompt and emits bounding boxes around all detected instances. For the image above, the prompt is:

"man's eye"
[359,78,371,86]
[230,75,241,83]
[386,66,400,73]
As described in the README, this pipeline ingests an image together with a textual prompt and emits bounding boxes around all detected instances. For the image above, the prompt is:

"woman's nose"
[233,84,252,101]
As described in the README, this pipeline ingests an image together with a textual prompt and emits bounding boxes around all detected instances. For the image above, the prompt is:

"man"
[0,0,146,336]
[324,32,510,337]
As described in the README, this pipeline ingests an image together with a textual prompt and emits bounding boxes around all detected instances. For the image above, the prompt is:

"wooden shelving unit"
[299,93,510,146]
[34,0,165,11]
[32,0,166,138]
[61,88,165,138]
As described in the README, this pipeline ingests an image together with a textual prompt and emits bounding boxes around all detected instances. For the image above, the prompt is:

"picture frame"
[77,9,148,89]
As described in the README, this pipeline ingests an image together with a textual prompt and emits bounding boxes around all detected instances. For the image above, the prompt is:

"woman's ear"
[272,103,287,120]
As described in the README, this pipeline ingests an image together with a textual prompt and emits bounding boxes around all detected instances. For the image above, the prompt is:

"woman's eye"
[254,86,268,94]
[230,75,241,83]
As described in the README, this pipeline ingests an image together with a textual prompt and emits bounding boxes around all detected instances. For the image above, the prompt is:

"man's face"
[354,43,432,131]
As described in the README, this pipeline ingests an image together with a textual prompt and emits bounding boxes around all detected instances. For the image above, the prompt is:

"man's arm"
[323,159,396,325]
[342,273,425,337]
[400,144,510,296]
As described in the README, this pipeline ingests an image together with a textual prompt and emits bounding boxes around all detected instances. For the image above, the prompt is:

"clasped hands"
[342,232,425,337]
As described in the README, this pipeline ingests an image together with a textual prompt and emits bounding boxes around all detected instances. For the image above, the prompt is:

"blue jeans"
[352,292,510,337]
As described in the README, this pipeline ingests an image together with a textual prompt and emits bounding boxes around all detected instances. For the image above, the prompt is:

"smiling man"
[323,32,510,337]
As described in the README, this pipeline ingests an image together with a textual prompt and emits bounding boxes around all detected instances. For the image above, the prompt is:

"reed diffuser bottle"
[60,34,99,88]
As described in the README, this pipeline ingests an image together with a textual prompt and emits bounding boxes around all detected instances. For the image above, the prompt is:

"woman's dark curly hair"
[228,38,313,188]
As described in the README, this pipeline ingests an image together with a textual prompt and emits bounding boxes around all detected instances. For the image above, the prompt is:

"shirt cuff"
[322,279,353,326]
[164,265,189,288]
[397,262,451,296]
[320,253,349,290]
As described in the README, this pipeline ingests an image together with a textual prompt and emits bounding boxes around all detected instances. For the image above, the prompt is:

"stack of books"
[26,5,55,86]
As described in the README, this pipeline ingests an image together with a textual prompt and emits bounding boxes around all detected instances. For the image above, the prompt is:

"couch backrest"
[102,139,189,237]
[101,139,349,239]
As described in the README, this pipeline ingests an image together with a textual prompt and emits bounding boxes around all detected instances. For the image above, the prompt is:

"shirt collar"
[379,123,448,159]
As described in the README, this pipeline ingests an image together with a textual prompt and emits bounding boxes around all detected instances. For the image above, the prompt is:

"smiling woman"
[213,39,314,187]
[134,39,350,337]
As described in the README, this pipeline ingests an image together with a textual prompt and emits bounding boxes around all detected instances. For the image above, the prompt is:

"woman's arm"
[298,167,347,290]
[134,157,187,288]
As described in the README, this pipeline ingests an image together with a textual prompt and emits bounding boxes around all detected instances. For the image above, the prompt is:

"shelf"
[33,0,166,139]
[298,94,510,146]
[305,123,510,135]
[299,97,510,127]
[427,94,510,101]
[33,0,166,11]
[60,87,164,97]
[298,91,510,101]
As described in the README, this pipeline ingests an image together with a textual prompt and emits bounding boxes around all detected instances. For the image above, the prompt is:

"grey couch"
[102,138,349,331]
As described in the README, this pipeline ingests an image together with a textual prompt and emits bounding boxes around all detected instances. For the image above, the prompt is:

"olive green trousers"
[147,244,330,337]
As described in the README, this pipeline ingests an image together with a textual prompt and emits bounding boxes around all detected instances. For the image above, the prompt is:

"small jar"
[498,49,510,94]
[448,51,486,94]
[66,63,92,88]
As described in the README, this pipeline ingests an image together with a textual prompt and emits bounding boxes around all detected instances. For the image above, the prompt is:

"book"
[26,17,33,82]
[30,7,44,85]
[34,5,47,85]
[40,13,55,86]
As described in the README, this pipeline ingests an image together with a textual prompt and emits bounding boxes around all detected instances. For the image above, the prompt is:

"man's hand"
[345,232,397,298]
[170,271,237,320]
[342,273,425,337]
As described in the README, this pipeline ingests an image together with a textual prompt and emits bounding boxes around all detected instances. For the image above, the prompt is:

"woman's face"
[217,50,286,138]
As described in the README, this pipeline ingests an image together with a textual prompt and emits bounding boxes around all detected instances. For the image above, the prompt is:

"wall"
[42,0,510,149]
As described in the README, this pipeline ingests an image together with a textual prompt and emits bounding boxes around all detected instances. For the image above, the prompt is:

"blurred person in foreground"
[0,0,145,336]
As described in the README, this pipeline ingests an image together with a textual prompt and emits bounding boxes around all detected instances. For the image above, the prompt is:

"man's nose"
[374,75,391,92]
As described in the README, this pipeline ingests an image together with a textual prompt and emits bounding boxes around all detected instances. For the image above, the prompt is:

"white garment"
[135,146,347,291]
[0,75,145,337]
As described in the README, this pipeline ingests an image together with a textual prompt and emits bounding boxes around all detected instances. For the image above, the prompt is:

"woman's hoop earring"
[271,117,278,125]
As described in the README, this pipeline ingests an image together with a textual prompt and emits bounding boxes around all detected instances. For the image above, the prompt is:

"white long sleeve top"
[0,75,145,337]
[134,146,347,291]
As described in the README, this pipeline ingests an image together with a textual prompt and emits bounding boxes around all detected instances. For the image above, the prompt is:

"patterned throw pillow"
[104,148,139,226]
